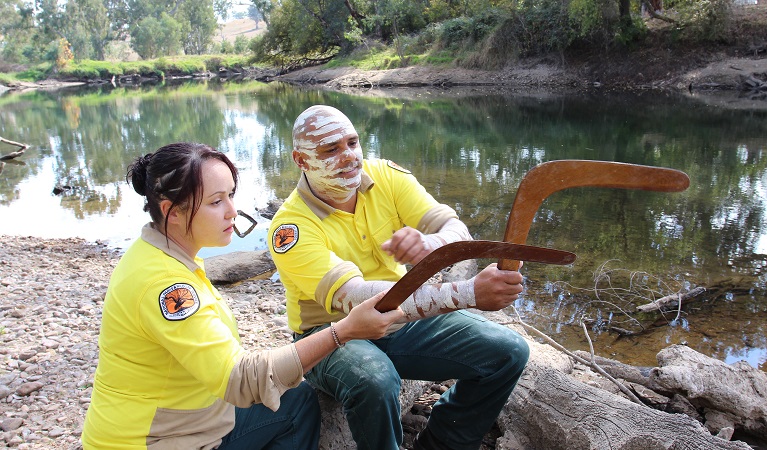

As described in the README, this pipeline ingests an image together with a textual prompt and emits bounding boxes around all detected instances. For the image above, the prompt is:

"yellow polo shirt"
[83,224,303,449]
[269,159,458,333]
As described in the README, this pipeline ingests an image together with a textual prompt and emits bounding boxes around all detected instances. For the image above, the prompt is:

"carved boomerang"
[498,160,690,270]
[375,241,576,312]
[374,159,690,312]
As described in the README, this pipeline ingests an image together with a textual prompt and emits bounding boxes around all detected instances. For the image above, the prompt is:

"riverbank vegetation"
[0,0,765,87]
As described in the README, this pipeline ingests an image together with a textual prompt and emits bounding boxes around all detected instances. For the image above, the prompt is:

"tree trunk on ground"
[480,312,758,450]
[651,345,767,440]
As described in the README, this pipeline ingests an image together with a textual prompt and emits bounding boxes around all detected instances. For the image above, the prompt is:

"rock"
[0,385,12,399]
[47,427,66,438]
[205,250,276,284]
[16,382,44,396]
[1,418,23,432]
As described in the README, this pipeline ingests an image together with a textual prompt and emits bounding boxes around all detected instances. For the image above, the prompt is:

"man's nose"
[338,145,356,161]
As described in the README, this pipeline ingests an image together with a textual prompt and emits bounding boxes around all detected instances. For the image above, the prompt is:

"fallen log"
[496,358,751,450]
[1,136,29,162]
[636,286,706,312]
[651,345,767,440]
[481,311,760,449]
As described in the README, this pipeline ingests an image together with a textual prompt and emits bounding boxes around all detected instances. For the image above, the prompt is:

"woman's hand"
[333,291,405,343]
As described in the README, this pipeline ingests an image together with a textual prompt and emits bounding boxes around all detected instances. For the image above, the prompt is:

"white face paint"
[293,106,363,205]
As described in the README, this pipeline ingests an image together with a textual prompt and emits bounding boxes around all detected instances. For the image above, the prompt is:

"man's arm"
[380,218,472,265]
[332,263,523,322]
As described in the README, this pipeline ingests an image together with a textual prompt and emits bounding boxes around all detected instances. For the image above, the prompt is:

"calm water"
[1,80,766,370]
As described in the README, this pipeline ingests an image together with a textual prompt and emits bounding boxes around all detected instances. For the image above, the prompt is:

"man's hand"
[381,226,441,265]
[472,263,524,311]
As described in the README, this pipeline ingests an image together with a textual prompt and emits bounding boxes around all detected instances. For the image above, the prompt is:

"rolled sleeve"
[224,344,303,411]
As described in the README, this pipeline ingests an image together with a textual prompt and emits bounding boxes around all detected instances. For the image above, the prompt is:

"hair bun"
[127,153,153,196]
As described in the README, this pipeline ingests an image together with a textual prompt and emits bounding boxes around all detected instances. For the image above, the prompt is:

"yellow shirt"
[83,224,303,449]
[269,159,457,333]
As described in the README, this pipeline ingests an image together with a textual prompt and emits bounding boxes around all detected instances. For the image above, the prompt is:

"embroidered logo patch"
[159,283,200,321]
[273,224,299,254]
[387,160,411,174]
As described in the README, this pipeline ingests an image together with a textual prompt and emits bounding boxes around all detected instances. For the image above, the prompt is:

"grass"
[326,46,456,71]
[0,54,255,84]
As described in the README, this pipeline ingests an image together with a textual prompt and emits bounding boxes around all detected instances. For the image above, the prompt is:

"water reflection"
[1,81,766,370]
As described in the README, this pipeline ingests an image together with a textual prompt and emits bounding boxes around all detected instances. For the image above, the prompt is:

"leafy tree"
[0,0,35,62]
[214,0,232,22]
[177,0,217,54]
[250,0,271,25]
[62,0,111,59]
[233,34,250,53]
[131,12,181,59]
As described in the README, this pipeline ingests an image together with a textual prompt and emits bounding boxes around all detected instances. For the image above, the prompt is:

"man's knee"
[346,361,402,402]
[487,326,531,375]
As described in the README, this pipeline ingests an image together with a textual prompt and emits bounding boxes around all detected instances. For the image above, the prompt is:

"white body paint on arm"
[332,276,476,322]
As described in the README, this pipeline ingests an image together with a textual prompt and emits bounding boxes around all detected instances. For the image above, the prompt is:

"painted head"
[292,105,363,205]
[126,142,239,253]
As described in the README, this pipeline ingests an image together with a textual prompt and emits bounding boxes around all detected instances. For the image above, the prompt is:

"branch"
[635,286,707,313]
[641,0,677,24]
[503,307,644,405]
[0,137,29,160]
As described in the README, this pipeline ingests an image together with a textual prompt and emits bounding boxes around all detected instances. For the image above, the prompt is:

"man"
[268,105,530,450]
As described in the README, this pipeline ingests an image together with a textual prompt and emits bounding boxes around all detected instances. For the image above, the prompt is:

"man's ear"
[292,150,307,171]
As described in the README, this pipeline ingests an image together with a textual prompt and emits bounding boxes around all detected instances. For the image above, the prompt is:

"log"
[478,312,757,449]
[0,136,29,160]
[495,346,753,448]
[651,345,767,440]
[636,286,706,312]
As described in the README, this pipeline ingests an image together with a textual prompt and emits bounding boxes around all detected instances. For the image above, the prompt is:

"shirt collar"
[296,169,374,220]
[140,223,203,273]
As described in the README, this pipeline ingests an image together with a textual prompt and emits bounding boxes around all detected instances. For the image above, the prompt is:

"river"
[1,80,765,371]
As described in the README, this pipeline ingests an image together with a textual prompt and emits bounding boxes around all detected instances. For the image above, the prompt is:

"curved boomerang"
[374,159,690,313]
[498,160,690,270]
[375,240,575,312]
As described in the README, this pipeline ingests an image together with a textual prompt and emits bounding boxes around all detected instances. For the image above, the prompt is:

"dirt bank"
[274,52,767,109]
[274,4,767,110]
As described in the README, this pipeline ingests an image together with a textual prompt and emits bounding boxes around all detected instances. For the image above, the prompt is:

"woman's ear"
[160,199,182,225]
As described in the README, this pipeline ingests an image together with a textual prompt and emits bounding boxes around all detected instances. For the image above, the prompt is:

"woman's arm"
[294,291,403,371]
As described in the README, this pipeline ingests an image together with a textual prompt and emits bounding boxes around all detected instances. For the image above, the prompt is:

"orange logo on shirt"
[159,283,200,321]
[164,288,195,313]
[273,224,299,254]
[387,160,411,174]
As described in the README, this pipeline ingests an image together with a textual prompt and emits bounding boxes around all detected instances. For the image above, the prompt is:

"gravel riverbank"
[0,235,294,449]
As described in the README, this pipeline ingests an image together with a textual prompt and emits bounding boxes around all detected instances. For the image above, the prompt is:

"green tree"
[250,0,271,25]
[0,0,35,62]
[177,0,217,54]
[62,0,111,59]
[131,12,181,58]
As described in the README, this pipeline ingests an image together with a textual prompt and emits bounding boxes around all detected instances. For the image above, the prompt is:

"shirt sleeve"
[137,276,301,408]
[375,160,458,232]
[271,218,363,311]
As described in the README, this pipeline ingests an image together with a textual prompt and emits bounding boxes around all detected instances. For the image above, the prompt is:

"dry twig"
[502,307,644,405]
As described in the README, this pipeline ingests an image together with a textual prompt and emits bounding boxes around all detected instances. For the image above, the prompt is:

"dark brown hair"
[126,142,238,236]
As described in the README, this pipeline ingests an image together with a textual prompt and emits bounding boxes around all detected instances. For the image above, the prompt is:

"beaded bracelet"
[330,322,345,348]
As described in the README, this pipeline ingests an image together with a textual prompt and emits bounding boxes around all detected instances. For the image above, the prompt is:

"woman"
[82,142,403,449]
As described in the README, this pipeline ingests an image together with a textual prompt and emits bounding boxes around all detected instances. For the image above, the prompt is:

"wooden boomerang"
[375,240,575,312]
[498,160,691,271]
